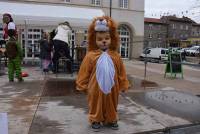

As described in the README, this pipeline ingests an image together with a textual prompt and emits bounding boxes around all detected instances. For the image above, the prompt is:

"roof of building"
[192,23,200,27]
[161,16,196,23]
[0,1,104,28]
[144,18,166,24]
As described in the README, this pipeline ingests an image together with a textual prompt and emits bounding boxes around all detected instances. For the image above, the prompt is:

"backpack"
[6,39,18,59]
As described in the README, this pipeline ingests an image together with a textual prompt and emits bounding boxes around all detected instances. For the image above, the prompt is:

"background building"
[161,16,194,47]
[0,0,145,60]
[144,18,168,48]
[189,23,200,46]
[144,16,200,48]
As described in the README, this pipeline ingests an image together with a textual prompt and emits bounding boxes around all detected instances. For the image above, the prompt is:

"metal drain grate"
[42,78,76,96]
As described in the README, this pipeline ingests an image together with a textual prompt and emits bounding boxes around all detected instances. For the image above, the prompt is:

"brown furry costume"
[76,16,129,124]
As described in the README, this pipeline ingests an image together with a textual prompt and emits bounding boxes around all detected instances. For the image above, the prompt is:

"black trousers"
[52,40,73,73]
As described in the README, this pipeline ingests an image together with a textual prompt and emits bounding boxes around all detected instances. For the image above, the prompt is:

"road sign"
[164,49,183,78]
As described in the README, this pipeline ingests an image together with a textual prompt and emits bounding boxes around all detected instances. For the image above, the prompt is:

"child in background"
[5,24,23,82]
[39,32,52,73]
[76,16,129,131]
[2,13,18,40]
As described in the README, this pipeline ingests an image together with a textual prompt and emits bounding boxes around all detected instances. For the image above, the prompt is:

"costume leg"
[8,60,14,81]
[14,58,23,81]
[103,94,118,123]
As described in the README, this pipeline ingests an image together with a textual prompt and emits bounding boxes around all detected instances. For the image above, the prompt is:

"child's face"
[96,32,111,51]
[3,15,10,23]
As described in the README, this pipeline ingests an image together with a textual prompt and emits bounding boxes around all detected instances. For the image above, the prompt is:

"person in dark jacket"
[39,32,52,73]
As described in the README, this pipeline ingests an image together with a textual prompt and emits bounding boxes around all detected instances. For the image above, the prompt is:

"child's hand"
[76,87,81,91]
[120,90,127,97]
[75,88,87,94]
[121,89,126,93]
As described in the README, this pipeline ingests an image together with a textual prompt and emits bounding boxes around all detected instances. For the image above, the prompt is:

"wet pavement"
[0,64,200,133]
[128,90,200,122]
[29,78,168,134]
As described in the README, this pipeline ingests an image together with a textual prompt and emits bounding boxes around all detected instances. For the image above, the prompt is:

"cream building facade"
[0,0,144,59]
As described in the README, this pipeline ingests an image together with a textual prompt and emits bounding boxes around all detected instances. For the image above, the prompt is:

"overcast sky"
[145,0,200,22]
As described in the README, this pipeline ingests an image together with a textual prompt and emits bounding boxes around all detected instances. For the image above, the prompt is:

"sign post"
[164,49,183,78]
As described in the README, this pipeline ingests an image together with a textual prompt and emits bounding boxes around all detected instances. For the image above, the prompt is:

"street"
[0,60,200,134]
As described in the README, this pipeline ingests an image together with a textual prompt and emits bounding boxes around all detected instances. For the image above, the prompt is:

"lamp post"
[110,0,112,17]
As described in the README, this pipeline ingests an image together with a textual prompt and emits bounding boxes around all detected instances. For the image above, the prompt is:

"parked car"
[171,47,181,52]
[194,47,200,57]
[186,46,200,56]
[178,48,189,53]
[140,48,168,63]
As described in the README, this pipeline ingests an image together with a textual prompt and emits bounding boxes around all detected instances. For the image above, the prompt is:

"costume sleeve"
[117,56,130,91]
[76,53,92,91]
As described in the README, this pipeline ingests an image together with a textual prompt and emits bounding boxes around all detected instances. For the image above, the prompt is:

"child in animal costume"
[5,24,23,82]
[39,31,52,73]
[76,16,129,131]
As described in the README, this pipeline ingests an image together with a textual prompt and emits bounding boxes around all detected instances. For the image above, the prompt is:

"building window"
[64,0,70,2]
[22,28,42,58]
[92,0,101,6]
[185,25,189,30]
[180,25,183,30]
[149,24,153,30]
[185,34,188,38]
[119,0,128,9]
[69,30,75,47]
[84,30,88,41]
[173,34,176,38]
[148,41,152,47]
[172,24,176,29]
[157,33,161,39]
[118,25,130,58]
[149,33,152,39]
[158,25,161,30]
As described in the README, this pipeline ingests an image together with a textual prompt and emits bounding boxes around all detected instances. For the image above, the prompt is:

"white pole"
[24,20,28,60]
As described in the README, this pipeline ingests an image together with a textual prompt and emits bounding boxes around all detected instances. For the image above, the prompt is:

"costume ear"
[94,19,109,32]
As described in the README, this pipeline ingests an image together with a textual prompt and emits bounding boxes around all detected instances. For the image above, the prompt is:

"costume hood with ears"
[87,16,119,52]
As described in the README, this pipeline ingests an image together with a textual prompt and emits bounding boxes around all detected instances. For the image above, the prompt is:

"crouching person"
[6,36,23,82]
